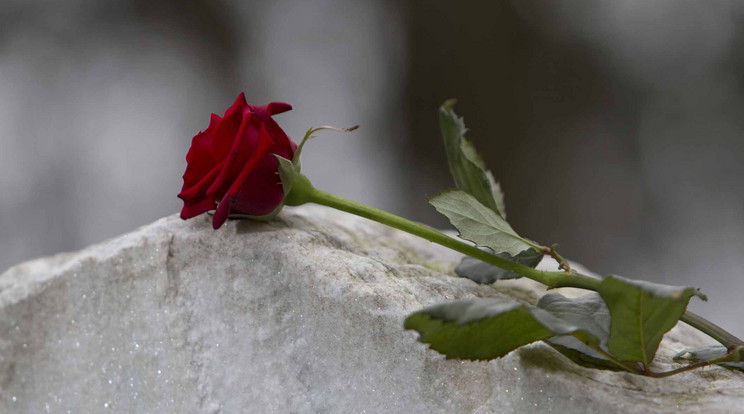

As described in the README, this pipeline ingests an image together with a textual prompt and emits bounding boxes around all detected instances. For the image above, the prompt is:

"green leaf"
[673,345,744,372]
[455,248,543,282]
[439,99,506,218]
[537,292,625,371]
[404,297,597,361]
[429,190,539,256]
[488,178,507,220]
[598,275,706,367]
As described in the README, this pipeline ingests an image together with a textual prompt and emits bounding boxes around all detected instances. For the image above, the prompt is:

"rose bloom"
[177,93,296,229]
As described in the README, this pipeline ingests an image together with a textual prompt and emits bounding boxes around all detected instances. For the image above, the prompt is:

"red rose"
[177,93,296,229]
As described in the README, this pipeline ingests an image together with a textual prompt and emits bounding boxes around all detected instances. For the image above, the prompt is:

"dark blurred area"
[1,0,742,335]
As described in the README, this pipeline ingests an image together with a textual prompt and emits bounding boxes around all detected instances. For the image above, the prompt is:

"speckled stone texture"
[0,205,742,413]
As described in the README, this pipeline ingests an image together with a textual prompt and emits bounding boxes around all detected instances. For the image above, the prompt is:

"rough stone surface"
[0,205,742,413]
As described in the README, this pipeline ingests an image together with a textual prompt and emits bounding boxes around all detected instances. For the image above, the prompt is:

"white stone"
[0,205,742,413]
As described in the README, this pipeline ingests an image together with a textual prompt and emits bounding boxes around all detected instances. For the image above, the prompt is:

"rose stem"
[289,178,744,348]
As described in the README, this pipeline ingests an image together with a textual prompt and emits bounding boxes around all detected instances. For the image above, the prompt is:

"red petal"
[180,113,221,192]
[246,102,292,121]
[230,123,287,217]
[230,155,285,217]
[180,196,216,220]
[250,103,295,159]
[177,159,225,201]
[267,102,292,116]
[211,124,275,229]
[211,93,247,161]
[206,109,258,199]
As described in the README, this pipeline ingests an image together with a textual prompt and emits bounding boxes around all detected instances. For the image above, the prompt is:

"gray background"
[1,0,743,336]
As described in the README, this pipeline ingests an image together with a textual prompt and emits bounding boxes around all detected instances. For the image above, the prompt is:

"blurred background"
[1,1,742,335]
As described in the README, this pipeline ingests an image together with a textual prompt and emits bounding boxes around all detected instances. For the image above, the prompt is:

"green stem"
[304,186,589,289]
[680,311,744,347]
[294,180,743,349]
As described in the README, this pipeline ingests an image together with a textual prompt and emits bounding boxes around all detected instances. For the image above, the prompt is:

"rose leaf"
[405,297,594,360]
[439,99,506,219]
[429,190,539,256]
[598,275,706,367]
[537,292,627,371]
[455,248,543,283]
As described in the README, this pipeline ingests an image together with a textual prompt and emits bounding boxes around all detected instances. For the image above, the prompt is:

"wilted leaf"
[599,275,706,367]
[429,190,539,256]
[455,248,543,283]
